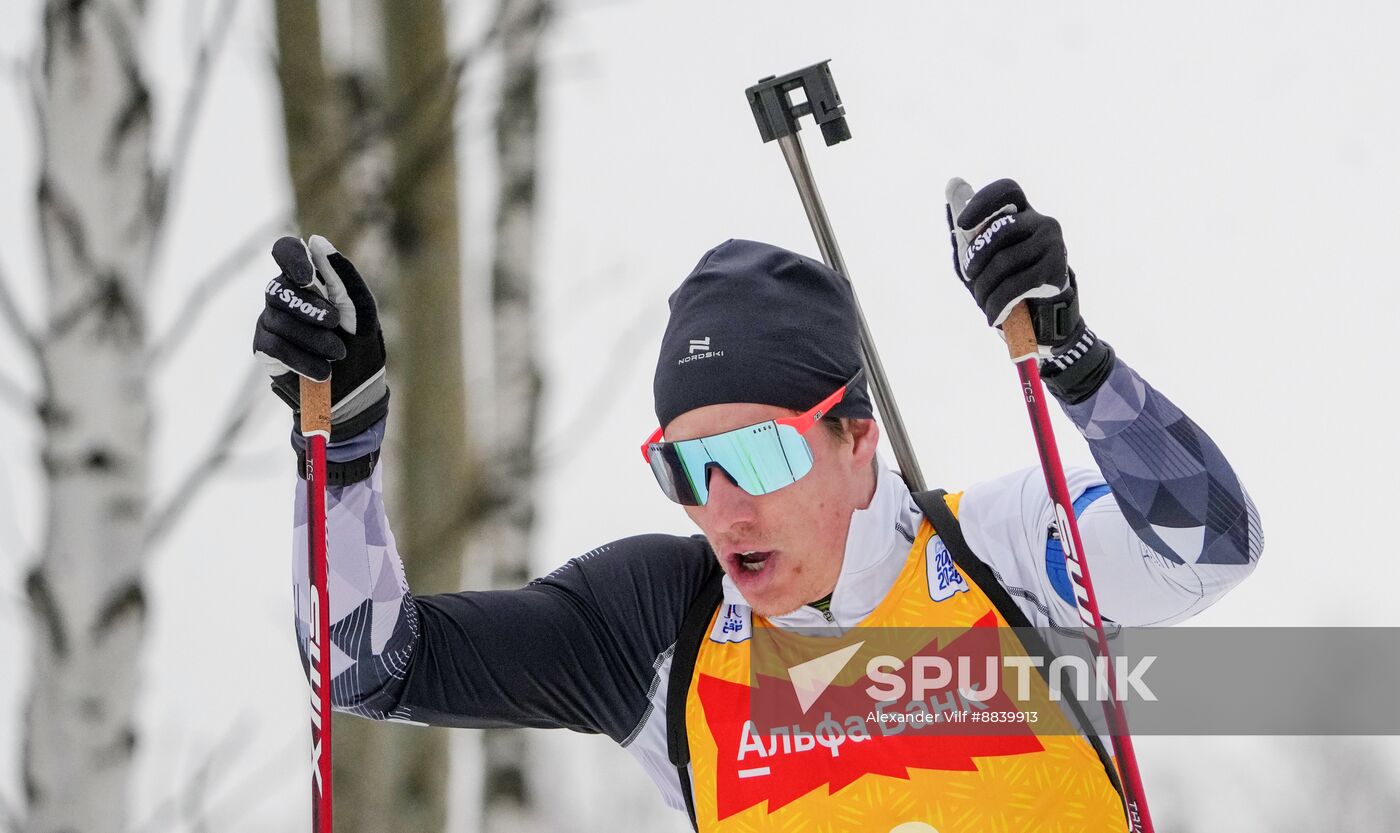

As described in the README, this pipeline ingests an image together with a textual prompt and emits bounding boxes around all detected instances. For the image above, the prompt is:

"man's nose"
[703,464,757,524]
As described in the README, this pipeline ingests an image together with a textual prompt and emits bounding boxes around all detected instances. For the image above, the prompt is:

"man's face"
[663,403,880,617]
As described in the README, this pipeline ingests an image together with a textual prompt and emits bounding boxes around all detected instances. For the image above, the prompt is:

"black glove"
[253,235,389,451]
[945,177,1113,404]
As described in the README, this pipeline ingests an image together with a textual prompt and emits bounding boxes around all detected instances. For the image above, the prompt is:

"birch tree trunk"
[273,2,472,831]
[23,1,156,831]
[478,0,551,829]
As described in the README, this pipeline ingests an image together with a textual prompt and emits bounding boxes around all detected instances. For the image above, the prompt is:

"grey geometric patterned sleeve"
[292,458,717,738]
[1060,356,1264,568]
[293,464,420,720]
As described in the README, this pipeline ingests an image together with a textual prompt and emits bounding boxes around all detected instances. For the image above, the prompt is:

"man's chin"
[746,594,806,619]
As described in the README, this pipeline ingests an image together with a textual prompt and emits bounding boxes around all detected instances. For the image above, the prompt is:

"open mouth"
[734,550,774,573]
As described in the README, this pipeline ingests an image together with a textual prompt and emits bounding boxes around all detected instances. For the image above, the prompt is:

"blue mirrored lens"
[667,421,814,505]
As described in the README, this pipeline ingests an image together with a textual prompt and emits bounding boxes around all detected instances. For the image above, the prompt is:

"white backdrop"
[0,1,1396,830]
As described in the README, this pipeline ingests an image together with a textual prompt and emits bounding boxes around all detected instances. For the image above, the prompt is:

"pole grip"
[1002,303,1040,363]
[300,377,332,438]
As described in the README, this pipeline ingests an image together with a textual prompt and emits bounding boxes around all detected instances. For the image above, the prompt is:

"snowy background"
[1,1,1398,830]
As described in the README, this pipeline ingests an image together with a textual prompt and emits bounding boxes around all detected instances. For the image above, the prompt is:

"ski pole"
[745,61,926,491]
[999,303,1154,833]
[301,376,334,833]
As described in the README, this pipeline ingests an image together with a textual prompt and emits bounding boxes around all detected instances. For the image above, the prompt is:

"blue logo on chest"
[926,538,970,602]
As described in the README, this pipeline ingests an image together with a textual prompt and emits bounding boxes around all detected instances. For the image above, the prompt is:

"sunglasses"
[640,369,866,506]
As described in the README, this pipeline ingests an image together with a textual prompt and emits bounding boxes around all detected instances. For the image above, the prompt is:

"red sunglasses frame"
[639,368,866,462]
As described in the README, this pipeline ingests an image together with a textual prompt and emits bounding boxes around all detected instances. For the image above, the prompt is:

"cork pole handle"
[300,377,332,438]
[1002,303,1040,364]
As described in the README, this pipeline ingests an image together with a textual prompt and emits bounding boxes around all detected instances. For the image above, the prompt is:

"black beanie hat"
[653,239,873,428]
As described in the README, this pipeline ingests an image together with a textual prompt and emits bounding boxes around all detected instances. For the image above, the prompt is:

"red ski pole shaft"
[1002,304,1154,833]
[301,377,333,833]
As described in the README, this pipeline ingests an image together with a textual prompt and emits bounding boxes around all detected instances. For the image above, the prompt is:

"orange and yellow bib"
[684,493,1126,833]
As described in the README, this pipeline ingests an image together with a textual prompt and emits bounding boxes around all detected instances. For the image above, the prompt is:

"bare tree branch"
[557,0,638,14]
[178,732,222,833]
[0,256,40,360]
[27,37,49,168]
[144,362,265,547]
[127,714,257,833]
[0,371,35,417]
[554,258,636,321]
[145,212,290,370]
[538,297,655,470]
[182,0,211,61]
[148,0,242,249]
[0,256,49,424]
[46,278,112,341]
[147,22,506,372]
[199,729,307,833]
[0,256,55,426]
[215,445,289,479]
